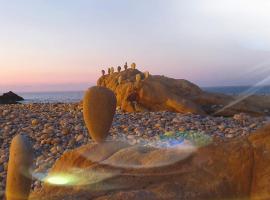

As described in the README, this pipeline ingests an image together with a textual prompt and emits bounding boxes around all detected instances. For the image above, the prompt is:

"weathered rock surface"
[97,69,270,116]
[29,125,270,200]
[249,125,270,200]
[0,91,24,104]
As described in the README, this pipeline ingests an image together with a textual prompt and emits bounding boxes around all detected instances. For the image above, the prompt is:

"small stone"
[164,131,174,137]
[249,123,257,129]
[74,125,81,131]
[233,113,249,121]
[218,124,226,131]
[76,134,84,142]
[56,146,63,152]
[127,135,135,140]
[50,147,57,154]
[226,134,234,138]
[0,165,4,173]
[62,128,69,135]
[32,119,39,126]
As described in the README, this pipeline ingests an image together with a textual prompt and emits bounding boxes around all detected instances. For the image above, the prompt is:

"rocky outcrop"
[97,69,269,116]
[29,125,270,200]
[0,91,24,104]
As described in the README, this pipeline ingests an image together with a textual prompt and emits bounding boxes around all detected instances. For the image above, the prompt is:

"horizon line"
[1,83,270,94]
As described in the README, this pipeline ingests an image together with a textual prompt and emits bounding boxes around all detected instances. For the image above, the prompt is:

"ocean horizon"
[14,85,270,104]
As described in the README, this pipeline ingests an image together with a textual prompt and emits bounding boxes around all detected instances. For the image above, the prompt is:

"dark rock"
[0,91,24,104]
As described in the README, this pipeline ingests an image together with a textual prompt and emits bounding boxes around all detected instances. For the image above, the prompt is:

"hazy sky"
[1,0,270,92]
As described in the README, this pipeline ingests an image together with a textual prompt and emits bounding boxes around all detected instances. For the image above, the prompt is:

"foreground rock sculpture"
[6,134,34,200]
[97,68,270,116]
[83,86,117,143]
[29,124,270,200]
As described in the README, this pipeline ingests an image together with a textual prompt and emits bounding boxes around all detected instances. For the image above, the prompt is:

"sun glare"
[45,175,77,186]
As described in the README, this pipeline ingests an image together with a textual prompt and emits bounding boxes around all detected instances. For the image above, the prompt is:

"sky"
[0,0,270,92]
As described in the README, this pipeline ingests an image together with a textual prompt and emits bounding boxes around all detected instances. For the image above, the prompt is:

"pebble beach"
[0,103,269,197]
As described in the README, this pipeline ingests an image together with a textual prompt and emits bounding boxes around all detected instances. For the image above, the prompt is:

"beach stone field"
[0,103,269,198]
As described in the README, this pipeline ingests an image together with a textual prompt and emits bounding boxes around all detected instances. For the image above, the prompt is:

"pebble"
[32,119,39,126]
[76,134,84,142]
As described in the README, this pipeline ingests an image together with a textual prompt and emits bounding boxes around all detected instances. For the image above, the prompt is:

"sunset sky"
[1,0,270,92]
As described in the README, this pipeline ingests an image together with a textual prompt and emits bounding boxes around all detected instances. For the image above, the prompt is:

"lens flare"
[215,72,270,115]
[44,174,78,185]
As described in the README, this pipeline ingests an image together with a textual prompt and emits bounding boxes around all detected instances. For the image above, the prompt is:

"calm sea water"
[17,85,270,103]
[18,91,84,103]
[203,85,270,95]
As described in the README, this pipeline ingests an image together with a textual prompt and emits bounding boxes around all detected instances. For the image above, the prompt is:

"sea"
[17,85,270,104]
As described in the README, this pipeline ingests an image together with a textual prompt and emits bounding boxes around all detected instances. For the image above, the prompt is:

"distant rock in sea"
[97,68,270,116]
[0,91,24,104]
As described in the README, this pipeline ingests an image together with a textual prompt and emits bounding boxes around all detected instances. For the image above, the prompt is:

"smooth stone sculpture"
[6,134,34,200]
[144,71,150,79]
[118,76,122,84]
[101,70,105,76]
[108,68,111,75]
[136,74,141,82]
[117,66,121,73]
[83,86,117,143]
[110,67,114,74]
[131,63,136,70]
[124,62,128,70]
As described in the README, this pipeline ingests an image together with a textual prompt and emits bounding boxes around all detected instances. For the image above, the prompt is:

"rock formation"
[0,91,24,104]
[131,63,136,69]
[6,134,34,200]
[135,73,141,83]
[83,86,117,143]
[97,68,270,116]
[124,62,128,70]
[144,71,150,79]
[110,67,114,74]
[29,124,270,200]
[107,68,111,75]
[101,70,105,76]
[117,66,121,73]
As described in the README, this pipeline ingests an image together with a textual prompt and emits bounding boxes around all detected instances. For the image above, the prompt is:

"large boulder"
[0,91,24,104]
[97,69,269,116]
[29,125,270,200]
